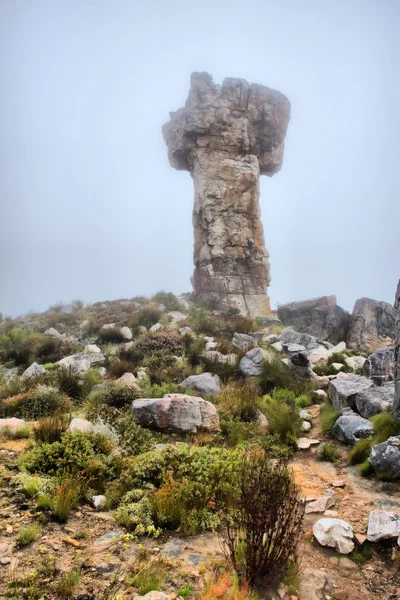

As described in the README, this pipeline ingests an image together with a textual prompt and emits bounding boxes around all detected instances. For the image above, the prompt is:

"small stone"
[301,420,312,432]
[338,557,359,571]
[1,557,11,565]
[6,525,13,534]
[306,496,336,514]
[63,537,81,548]
[331,363,344,371]
[354,533,367,545]
[331,480,345,488]
[324,510,338,517]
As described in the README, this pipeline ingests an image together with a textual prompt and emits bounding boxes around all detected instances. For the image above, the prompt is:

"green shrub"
[36,494,53,510]
[359,460,373,477]
[349,438,373,465]
[259,358,314,396]
[135,331,183,358]
[16,522,41,546]
[139,378,181,399]
[17,472,54,498]
[349,544,373,565]
[320,401,340,434]
[317,443,339,463]
[0,425,30,439]
[34,412,70,444]
[370,412,400,442]
[0,329,78,367]
[216,381,262,422]
[86,384,141,418]
[98,327,126,344]
[55,568,80,598]
[183,336,206,367]
[294,394,311,408]
[152,291,184,312]
[53,476,82,522]
[127,554,167,595]
[262,396,301,444]
[2,388,71,420]
[137,306,162,329]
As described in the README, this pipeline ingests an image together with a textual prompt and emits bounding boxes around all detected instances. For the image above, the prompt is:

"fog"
[1,0,399,316]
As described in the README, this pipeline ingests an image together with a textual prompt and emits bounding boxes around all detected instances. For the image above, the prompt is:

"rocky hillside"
[0,290,399,600]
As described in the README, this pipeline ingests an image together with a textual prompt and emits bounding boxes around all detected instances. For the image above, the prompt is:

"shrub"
[36,494,53,510]
[86,384,141,415]
[0,425,30,439]
[152,291,184,312]
[137,306,162,329]
[135,331,183,358]
[142,349,187,384]
[109,360,137,378]
[34,412,70,444]
[127,554,167,595]
[53,477,82,522]
[55,568,80,598]
[350,412,400,469]
[199,573,257,600]
[317,443,339,463]
[216,381,262,423]
[320,401,340,434]
[262,396,301,444]
[98,327,126,344]
[56,367,83,400]
[349,438,373,465]
[17,472,54,498]
[140,379,181,398]
[16,522,41,546]
[2,388,71,420]
[260,358,314,396]
[221,451,305,585]
[183,335,206,367]
[115,414,154,455]
[114,488,160,536]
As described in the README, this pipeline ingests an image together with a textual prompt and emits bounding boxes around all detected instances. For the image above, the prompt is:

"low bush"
[55,568,80,598]
[216,381,263,423]
[34,412,70,444]
[221,450,305,585]
[320,401,340,434]
[350,412,400,468]
[0,425,30,439]
[199,573,257,600]
[349,438,373,465]
[259,358,314,396]
[317,442,339,462]
[16,522,41,546]
[262,395,301,444]
[139,378,181,398]
[136,306,162,329]
[1,388,71,420]
[86,384,141,417]
[135,331,183,358]
[53,476,82,522]
[0,328,78,368]
[126,553,167,595]
[98,327,126,344]
[17,472,54,498]
[152,291,184,312]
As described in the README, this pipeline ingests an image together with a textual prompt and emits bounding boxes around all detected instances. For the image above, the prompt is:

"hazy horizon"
[1,0,399,317]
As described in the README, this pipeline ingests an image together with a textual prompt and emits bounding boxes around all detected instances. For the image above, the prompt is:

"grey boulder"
[239,348,271,377]
[364,348,395,384]
[328,373,373,410]
[179,372,221,396]
[279,327,328,352]
[232,332,256,351]
[278,295,349,345]
[200,351,237,366]
[21,362,46,381]
[367,509,400,542]
[355,383,394,418]
[313,518,354,554]
[369,436,400,480]
[58,352,105,375]
[132,394,220,433]
[332,408,374,445]
[347,297,396,352]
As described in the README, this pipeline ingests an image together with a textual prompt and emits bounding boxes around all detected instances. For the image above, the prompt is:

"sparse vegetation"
[320,400,340,434]
[16,522,41,546]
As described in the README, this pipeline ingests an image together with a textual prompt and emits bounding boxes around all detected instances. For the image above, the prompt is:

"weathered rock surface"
[44,327,62,338]
[0,417,27,433]
[364,348,395,384]
[345,355,366,372]
[332,408,374,445]
[313,518,354,554]
[347,297,396,352]
[355,383,394,418]
[232,332,256,351]
[132,394,220,433]
[163,72,290,317]
[367,509,400,542]
[200,351,237,366]
[179,372,221,396]
[328,373,373,410]
[393,280,400,419]
[369,436,400,480]
[280,327,327,352]
[239,347,271,376]
[278,295,349,344]
[84,344,101,354]
[58,352,105,375]
[21,362,46,381]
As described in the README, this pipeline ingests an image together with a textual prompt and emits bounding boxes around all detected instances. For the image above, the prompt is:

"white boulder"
[313,518,354,554]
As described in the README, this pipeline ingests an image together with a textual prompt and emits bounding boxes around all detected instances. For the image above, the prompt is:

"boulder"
[312,389,328,403]
[347,297,396,352]
[345,355,366,372]
[21,362,46,381]
[278,296,349,344]
[84,344,102,354]
[116,373,139,388]
[68,418,95,433]
[200,351,237,366]
[369,436,400,480]
[301,421,312,432]
[271,341,283,353]
[300,410,313,423]
[101,323,116,330]
[0,418,27,433]
[179,326,195,337]
[120,326,133,341]
[280,327,328,352]
[355,383,394,418]
[313,518,354,554]
[285,347,314,379]
[331,363,344,372]
[256,315,281,328]
[306,496,336,514]
[232,332,256,351]
[332,408,374,445]
[328,373,373,410]
[132,394,220,433]
[150,323,163,332]
[367,510,400,542]
[179,372,221,396]
[44,327,62,338]
[364,348,395,384]
[167,311,186,325]
[239,348,271,377]
[58,352,105,375]
[297,437,321,450]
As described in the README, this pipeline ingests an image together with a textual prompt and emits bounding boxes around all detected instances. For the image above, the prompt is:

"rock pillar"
[163,72,290,317]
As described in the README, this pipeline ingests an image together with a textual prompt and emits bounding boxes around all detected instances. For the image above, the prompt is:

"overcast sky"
[1,0,399,317]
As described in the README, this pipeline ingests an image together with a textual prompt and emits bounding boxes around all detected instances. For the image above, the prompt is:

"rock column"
[163,72,290,317]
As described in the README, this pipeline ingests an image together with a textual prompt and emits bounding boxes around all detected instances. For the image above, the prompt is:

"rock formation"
[163,72,290,317]
[394,280,400,419]
[347,297,396,352]
[277,295,349,344]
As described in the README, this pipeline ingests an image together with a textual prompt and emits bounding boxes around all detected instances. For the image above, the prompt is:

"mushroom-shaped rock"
[132,394,220,433]
[21,362,46,381]
[239,348,271,377]
[163,72,290,317]
[332,408,374,445]
[367,510,400,542]
[313,518,354,554]
[179,372,222,396]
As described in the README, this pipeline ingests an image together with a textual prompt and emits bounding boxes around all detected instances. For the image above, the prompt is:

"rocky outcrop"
[347,297,396,352]
[163,72,290,317]
[355,383,394,418]
[132,394,220,433]
[278,296,349,344]
[328,373,373,411]
[364,348,395,384]
[332,408,374,445]
[394,281,400,420]
[369,436,400,480]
